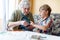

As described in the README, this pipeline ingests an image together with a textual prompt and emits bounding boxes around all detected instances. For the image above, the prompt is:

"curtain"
[0,0,18,31]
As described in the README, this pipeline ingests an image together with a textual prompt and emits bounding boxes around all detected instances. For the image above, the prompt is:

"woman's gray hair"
[18,0,30,10]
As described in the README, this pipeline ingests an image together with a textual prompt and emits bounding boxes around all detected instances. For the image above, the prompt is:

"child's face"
[39,10,48,18]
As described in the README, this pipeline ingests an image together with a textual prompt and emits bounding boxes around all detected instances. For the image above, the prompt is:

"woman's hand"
[22,21,29,27]
[30,21,34,25]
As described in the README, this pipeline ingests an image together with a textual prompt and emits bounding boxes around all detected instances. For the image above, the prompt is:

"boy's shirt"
[38,16,51,26]
[33,15,52,33]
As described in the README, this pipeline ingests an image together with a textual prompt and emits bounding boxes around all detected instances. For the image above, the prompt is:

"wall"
[33,0,60,14]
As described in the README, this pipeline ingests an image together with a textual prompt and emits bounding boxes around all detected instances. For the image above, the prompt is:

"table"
[0,31,60,40]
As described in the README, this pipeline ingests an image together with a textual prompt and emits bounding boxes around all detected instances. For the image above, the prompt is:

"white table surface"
[0,31,60,40]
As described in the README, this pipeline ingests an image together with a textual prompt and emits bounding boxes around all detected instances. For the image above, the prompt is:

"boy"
[30,4,52,33]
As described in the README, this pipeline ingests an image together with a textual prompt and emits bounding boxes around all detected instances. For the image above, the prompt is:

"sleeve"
[43,17,52,26]
[46,18,51,24]
[7,10,22,30]
[8,10,21,22]
[8,11,15,22]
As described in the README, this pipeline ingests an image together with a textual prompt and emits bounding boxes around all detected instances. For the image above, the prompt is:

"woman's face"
[22,7,30,15]
[39,10,48,18]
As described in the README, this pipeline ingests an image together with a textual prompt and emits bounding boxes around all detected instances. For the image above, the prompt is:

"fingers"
[24,21,29,26]
[30,21,34,25]
[20,21,29,26]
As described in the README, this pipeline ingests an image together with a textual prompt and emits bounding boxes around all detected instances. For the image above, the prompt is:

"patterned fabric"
[38,16,51,26]
[33,15,52,33]
[34,15,51,26]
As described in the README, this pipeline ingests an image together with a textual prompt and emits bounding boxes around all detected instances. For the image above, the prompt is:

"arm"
[8,21,29,27]
[8,21,22,27]
[30,19,52,31]
[8,10,29,27]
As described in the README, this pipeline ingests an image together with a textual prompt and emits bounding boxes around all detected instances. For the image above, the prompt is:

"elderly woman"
[8,0,34,31]
[30,4,53,33]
